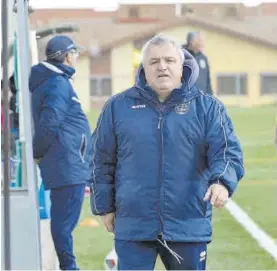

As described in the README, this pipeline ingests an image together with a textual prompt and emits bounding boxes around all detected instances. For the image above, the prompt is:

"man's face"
[143,43,183,97]
[190,34,204,53]
[66,49,79,68]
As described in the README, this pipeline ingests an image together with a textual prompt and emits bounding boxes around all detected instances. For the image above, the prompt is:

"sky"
[28,0,270,11]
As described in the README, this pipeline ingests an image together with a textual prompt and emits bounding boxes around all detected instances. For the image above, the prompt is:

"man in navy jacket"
[30,35,91,270]
[183,32,213,95]
[91,34,244,270]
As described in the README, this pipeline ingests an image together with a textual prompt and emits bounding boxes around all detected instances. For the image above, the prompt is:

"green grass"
[227,105,277,240]
[87,108,101,131]
[74,104,277,270]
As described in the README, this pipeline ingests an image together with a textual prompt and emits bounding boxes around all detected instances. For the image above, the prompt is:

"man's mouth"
[158,74,170,78]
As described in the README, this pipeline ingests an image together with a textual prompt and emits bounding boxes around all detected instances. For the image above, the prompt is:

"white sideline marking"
[226,199,277,261]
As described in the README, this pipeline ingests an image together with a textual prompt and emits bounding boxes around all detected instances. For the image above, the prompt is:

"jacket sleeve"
[205,99,244,196]
[90,100,116,215]
[33,77,70,159]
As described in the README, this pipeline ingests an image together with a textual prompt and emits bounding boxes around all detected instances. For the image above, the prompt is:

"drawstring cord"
[157,238,183,264]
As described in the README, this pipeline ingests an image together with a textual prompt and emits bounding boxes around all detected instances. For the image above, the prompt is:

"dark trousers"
[50,184,86,270]
[115,238,207,270]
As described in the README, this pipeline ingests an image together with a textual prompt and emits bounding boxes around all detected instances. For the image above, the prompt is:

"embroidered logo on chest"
[175,102,190,115]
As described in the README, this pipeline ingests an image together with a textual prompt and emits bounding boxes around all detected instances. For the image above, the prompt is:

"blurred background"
[1,0,277,270]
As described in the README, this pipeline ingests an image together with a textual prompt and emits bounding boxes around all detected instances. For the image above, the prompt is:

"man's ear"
[66,53,71,62]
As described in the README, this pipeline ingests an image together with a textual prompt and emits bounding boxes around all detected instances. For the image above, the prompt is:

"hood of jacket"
[29,60,75,92]
[135,49,199,92]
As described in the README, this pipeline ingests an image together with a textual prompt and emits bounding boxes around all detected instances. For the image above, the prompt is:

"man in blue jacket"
[29,35,91,270]
[183,32,213,95]
[91,34,244,270]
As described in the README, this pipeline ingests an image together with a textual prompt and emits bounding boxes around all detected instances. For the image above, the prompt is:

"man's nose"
[157,60,167,70]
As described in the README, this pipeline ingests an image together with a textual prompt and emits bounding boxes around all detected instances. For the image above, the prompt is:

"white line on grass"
[225,199,277,261]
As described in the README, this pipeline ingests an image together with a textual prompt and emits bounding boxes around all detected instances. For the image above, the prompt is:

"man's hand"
[204,183,229,208]
[101,212,115,233]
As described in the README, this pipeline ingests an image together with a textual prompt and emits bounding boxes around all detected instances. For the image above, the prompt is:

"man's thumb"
[106,221,114,233]
[204,187,212,201]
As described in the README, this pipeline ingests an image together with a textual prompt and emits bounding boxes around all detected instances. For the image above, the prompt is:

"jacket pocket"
[79,134,87,163]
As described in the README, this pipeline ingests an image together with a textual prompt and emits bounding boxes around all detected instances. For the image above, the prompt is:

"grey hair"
[141,34,184,66]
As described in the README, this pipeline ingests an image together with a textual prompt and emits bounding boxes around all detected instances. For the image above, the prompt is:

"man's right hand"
[101,212,115,233]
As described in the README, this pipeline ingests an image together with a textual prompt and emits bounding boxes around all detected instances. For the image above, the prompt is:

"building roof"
[100,15,277,51]
[32,17,160,58]
[31,13,277,59]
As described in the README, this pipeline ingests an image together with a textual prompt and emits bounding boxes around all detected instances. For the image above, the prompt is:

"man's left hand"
[203,183,229,208]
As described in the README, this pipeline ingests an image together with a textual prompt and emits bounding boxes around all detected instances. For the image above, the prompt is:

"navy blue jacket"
[90,50,244,242]
[29,61,91,190]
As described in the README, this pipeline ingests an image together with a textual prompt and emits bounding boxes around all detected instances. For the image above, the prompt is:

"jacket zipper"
[157,107,164,237]
[135,85,168,237]
[158,116,162,129]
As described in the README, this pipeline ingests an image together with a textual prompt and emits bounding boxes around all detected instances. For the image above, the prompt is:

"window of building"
[90,76,112,97]
[225,6,239,17]
[260,73,277,95]
[128,7,139,18]
[180,4,194,16]
[216,73,247,95]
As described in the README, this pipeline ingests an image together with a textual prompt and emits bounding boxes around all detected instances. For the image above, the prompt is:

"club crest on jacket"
[175,102,190,115]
